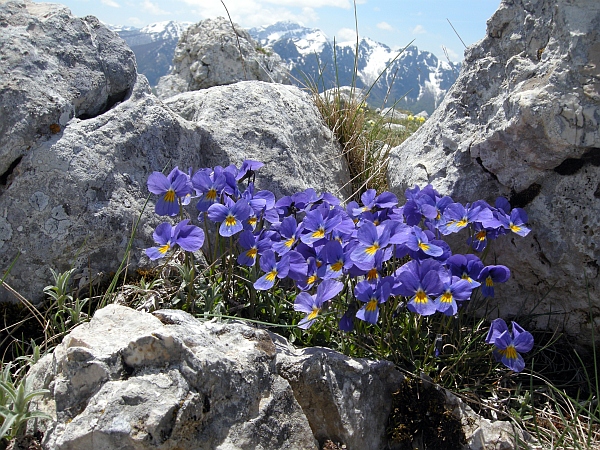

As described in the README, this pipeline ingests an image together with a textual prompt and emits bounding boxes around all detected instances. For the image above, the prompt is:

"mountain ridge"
[114,20,460,114]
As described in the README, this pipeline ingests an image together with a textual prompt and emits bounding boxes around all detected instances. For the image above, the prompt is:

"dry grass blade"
[0,281,46,338]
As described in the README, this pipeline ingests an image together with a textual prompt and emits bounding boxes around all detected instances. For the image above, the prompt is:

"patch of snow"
[295,30,328,56]
[140,21,193,40]
[358,40,394,86]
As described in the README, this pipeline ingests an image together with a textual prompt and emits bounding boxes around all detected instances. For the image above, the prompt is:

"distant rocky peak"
[247,23,460,113]
[115,18,459,114]
[139,20,193,41]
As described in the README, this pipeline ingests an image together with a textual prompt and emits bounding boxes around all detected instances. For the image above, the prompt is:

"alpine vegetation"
[145,161,534,373]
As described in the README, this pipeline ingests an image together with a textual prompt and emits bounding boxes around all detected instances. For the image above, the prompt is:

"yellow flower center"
[486,276,494,287]
[367,268,379,282]
[510,224,521,233]
[246,248,258,258]
[498,345,518,360]
[366,298,378,312]
[285,237,295,248]
[365,243,380,255]
[457,218,468,228]
[312,228,325,239]
[266,270,278,282]
[418,242,430,252]
[158,243,170,254]
[225,215,237,227]
[307,307,320,320]
[164,189,176,203]
[248,217,257,226]
[306,274,318,285]
[415,289,428,304]
[205,188,217,201]
[476,230,486,241]
[462,274,473,283]
[331,261,343,272]
[441,292,453,304]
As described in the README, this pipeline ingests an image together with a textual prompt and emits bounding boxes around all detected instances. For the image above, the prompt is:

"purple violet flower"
[272,216,303,255]
[236,159,264,183]
[145,220,205,260]
[207,197,251,237]
[446,254,483,288]
[499,207,531,237]
[300,206,342,245]
[485,319,534,372]
[237,230,272,267]
[355,279,392,324]
[434,277,474,316]
[394,259,444,316]
[254,250,289,290]
[147,167,192,216]
[478,265,511,297]
[294,279,344,329]
[351,221,390,265]
[192,168,226,213]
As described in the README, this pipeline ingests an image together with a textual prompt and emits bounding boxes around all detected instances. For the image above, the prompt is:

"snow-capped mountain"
[250,21,460,114]
[111,21,192,86]
[114,20,459,114]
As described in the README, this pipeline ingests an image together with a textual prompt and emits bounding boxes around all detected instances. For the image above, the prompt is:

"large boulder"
[387,0,600,343]
[156,17,289,99]
[162,82,350,200]
[0,0,348,304]
[30,305,319,449]
[0,0,137,184]
[28,304,527,449]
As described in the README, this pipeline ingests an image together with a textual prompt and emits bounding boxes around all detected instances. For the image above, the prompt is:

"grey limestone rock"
[156,17,289,99]
[0,0,348,305]
[270,332,403,449]
[28,304,529,450]
[29,305,319,449]
[0,72,205,304]
[162,81,350,200]
[387,0,600,344]
[0,0,137,180]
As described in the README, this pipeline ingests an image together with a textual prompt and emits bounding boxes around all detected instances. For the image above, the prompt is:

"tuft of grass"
[299,0,419,202]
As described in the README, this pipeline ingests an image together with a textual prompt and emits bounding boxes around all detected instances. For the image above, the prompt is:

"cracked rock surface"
[28,304,526,450]
[388,0,600,344]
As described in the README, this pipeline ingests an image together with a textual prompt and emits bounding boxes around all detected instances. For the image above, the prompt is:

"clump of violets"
[144,161,534,373]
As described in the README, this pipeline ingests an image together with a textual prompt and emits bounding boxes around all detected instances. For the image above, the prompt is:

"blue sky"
[46,0,501,61]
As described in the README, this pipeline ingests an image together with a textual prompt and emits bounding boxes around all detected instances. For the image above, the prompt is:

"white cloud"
[336,27,357,42]
[412,24,426,34]
[101,0,121,7]
[261,0,351,6]
[177,0,322,28]
[141,0,170,15]
[376,21,392,31]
